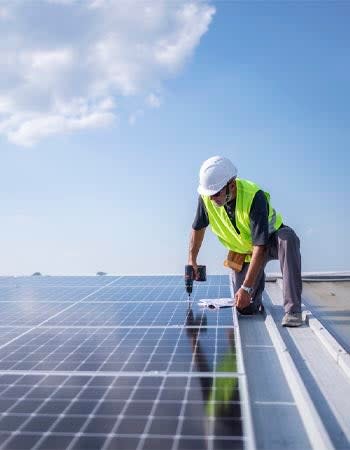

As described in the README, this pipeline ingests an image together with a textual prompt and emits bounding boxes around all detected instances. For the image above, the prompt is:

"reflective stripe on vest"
[201,178,282,257]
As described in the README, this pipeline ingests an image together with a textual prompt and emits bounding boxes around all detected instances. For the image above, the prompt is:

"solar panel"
[0,276,247,450]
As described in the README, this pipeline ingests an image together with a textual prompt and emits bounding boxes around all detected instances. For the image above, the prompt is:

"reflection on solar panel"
[0,276,246,450]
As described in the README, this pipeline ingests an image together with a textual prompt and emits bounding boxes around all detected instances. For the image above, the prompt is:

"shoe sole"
[282,322,303,327]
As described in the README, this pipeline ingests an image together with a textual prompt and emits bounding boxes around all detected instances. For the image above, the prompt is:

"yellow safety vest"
[202,178,282,261]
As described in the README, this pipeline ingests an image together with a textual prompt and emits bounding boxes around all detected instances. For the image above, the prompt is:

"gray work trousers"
[231,225,302,313]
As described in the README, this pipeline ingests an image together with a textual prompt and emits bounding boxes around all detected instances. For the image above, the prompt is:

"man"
[188,156,302,327]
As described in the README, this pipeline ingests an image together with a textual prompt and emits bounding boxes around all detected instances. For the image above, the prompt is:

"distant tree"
[32,272,42,276]
[96,271,107,276]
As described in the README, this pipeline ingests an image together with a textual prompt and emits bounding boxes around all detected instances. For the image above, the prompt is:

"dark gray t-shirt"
[192,190,270,245]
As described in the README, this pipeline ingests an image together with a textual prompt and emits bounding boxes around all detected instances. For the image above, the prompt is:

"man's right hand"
[188,228,205,280]
[189,261,200,280]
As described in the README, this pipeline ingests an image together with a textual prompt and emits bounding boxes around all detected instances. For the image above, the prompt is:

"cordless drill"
[185,265,206,299]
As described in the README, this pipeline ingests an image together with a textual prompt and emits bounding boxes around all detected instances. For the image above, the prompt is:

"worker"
[188,156,302,327]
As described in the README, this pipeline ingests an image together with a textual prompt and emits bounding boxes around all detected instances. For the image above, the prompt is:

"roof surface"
[302,280,350,352]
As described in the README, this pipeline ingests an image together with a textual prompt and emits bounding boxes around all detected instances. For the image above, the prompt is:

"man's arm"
[235,245,267,309]
[188,228,206,274]
[242,244,267,287]
[189,196,209,274]
[236,190,269,309]
[244,190,269,287]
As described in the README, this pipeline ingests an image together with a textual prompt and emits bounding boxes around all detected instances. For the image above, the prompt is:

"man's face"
[209,183,228,207]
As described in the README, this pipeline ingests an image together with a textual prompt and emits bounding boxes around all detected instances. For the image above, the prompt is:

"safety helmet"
[197,156,238,196]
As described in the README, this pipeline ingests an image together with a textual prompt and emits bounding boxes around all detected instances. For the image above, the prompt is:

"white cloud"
[129,109,144,126]
[8,112,115,147]
[0,94,116,147]
[25,49,73,71]
[0,0,215,146]
[0,6,10,20]
[0,95,13,113]
[154,3,214,71]
[5,99,116,147]
[146,93,161,109]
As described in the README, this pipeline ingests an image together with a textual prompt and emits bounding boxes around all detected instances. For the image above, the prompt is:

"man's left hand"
[235,288,251,309]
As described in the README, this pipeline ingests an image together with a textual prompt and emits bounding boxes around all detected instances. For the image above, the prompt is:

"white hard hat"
[197,156,238,196]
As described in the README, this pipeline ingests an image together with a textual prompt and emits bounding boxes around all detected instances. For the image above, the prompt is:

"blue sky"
[0,0,349,275]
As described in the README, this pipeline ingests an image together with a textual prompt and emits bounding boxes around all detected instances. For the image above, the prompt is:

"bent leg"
[274,226,302,313]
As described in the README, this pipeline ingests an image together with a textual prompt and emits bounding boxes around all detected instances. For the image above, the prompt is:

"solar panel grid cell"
[0,276,244,450]
[13,277,119,287]
[0,287,96,303]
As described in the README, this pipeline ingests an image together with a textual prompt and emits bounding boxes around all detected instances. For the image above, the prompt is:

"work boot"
[282,312,302,327]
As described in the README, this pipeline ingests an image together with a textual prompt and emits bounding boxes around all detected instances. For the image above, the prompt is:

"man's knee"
[277,226,300,249]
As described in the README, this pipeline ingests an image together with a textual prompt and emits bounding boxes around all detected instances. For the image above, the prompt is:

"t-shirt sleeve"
[250,190,269,245]
[192,196,209,230]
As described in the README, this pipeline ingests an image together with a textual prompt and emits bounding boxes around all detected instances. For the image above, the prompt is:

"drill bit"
[185,265,194,300]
